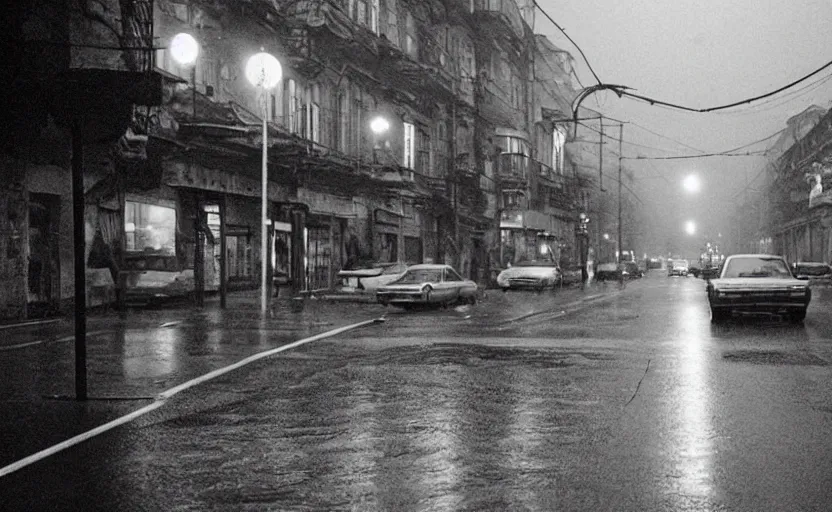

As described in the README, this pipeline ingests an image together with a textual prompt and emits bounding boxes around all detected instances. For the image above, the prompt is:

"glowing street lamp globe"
[245,52,282,89]
[683,174,701,194]
[370,117,390,134]
[170,33,199,66]
[685,220,696,235]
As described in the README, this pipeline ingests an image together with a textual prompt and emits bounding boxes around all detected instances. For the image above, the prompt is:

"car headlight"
[497,274,509,286]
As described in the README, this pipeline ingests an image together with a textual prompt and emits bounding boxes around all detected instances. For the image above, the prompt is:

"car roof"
[725,254,785,259]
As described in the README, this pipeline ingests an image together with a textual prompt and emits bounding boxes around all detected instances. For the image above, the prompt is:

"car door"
[445,267,473,298]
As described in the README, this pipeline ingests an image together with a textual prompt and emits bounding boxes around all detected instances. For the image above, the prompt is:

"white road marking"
[0,317,385,479]
[0,319,62,331]
[0,331,113,353]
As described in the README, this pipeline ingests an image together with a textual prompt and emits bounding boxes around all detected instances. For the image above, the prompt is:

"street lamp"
[683,174,701,194]
[170,33,199,117]
[245,51,282,314]
[370,116,389,163]
[685,220,696,236]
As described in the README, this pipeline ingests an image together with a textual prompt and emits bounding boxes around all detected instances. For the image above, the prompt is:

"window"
[384,0,399,46]
[403,122,416,169]
[417,126,431,175]
[225,229,252,279]
[553,126,566,175]
[197,57,217,96]
[501,136,530,156]
[370,0,379,34]
[502,190,524,209]
[124,201,176,256]
[285,79,300,134]
[404,12,417,58]
[306,84,321,143]
[445,268,463,282]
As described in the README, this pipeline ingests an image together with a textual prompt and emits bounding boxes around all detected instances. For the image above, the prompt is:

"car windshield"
[514,260,557,267]
[672,260,688,268]
[394,269,442,284]
[722,257,792,278]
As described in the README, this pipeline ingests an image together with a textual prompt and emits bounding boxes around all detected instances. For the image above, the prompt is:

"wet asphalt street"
[3,274,832,511]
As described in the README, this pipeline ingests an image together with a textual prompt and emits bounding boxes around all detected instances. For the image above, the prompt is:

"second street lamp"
[245,51,283,314]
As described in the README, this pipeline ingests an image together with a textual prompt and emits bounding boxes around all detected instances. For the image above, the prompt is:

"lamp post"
[245,51,282,314]
[170,33,199,118]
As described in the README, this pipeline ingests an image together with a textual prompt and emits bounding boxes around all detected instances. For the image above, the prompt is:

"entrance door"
[27,193,60,313]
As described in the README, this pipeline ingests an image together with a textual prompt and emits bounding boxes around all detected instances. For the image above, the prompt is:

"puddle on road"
[722,350,829,366]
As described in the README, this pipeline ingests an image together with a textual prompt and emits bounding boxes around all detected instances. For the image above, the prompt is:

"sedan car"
[595,262,621,281]
[707,254,811,324]
[376,264,478,308]
[622,261,643,280]
[496,260,563,291]
[668,259,689,277]
[336,261,408,294]
[792,262,832,286]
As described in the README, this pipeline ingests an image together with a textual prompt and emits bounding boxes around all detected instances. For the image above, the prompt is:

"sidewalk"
[0,280,623,471]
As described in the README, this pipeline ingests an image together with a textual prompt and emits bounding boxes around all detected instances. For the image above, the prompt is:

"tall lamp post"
[245,51,282,314]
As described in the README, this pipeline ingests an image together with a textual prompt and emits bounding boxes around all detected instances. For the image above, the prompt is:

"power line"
[619,57,832,113]
[624,151,765,161]
[533,0,602,86]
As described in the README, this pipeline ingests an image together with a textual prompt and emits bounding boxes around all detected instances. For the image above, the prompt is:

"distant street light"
[685,220,696,235]
[246,51,283,314]
[170,33,200,118]
[683,174,701,194]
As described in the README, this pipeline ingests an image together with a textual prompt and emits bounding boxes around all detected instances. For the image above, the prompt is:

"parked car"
[689,263,701,278]
[496,260,563,291]
[707,254,811,324]
[336,261,408,293]
[622,261,643,279]
[376,264,478,308]
[792,262,832,286]
[595,262,621,281]
[668,259,689,277]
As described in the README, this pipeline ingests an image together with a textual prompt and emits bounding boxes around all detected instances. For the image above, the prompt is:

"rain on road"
[3,274,832,511]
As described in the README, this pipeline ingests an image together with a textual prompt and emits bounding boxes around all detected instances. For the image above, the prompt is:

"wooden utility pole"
[599,117,604,191]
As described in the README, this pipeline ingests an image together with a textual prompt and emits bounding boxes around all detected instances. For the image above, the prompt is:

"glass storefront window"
[124,201,176,256]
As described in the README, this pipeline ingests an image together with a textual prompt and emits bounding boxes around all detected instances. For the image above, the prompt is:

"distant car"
[336,261,408,293]
[668,259,689,277]
[376,264,478,308]
[595,262,621,281]
[792,262,832,286]
[647,258,662,270]
[689,264,701,278]
[622,261,643,279]
[496,260,563,291]
[707,254,811,324]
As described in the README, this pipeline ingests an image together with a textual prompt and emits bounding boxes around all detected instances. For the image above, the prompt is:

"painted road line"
[501,291,621,325]
[0,319,62,331]
[0,330,113,353]
[0,317,386,479]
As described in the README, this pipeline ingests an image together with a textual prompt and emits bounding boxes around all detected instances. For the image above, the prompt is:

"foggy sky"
[536,0,832,257]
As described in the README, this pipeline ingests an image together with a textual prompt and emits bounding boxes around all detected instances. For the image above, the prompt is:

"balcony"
[472,0,526,41]
[498,153,530,185]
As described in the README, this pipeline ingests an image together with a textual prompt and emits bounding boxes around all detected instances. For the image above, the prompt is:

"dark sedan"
[792,262,832,286]
[707,254,811,323]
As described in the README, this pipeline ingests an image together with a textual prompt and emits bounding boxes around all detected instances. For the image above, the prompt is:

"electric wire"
[533,0,602,85]
[619,57,832,113]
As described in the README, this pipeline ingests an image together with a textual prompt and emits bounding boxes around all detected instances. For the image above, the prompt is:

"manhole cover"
[723,350,828,366]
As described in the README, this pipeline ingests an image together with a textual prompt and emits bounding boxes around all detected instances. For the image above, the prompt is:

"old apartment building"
[1,0,589,320]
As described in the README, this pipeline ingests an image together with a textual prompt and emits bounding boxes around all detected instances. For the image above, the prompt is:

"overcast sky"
[535,0,832,255]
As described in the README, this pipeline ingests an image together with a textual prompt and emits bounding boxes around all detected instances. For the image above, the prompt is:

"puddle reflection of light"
[673,303,715,500]
[123,329,178,380]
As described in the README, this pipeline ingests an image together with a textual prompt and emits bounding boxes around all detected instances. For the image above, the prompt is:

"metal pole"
[618,123,623,268]
[260,89,269,313]
[599,117,604,191]
[192,66,197,119]
[71,124,87,401]
[451,80,459,268]
[219,194,227,308]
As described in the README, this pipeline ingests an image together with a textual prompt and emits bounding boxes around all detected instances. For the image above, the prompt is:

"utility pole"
[618,123,623,272]
[599,117,604,191]
[71,122,87,401]
[451,80,459,269]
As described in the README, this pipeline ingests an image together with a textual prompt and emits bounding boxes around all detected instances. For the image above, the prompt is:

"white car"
[376,264,478,308]
[337,262,408,294]
[496,260,563,291]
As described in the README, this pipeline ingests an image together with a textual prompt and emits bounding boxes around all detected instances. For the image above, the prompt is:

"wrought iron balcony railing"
[472,0,526,41]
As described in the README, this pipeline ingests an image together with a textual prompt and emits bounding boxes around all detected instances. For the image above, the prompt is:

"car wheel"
[789,309,807,324]
[424,286,433,304]
[468,294,477,305]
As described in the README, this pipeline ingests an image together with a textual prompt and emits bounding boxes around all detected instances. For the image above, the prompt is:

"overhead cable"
[623,151,765,160]
[619,58,832,113]
[533,0,602,85]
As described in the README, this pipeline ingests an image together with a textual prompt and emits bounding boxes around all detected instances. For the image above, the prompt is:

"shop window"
[124,201,176,256]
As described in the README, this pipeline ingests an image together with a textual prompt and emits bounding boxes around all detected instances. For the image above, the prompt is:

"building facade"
[0,0,591,320]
